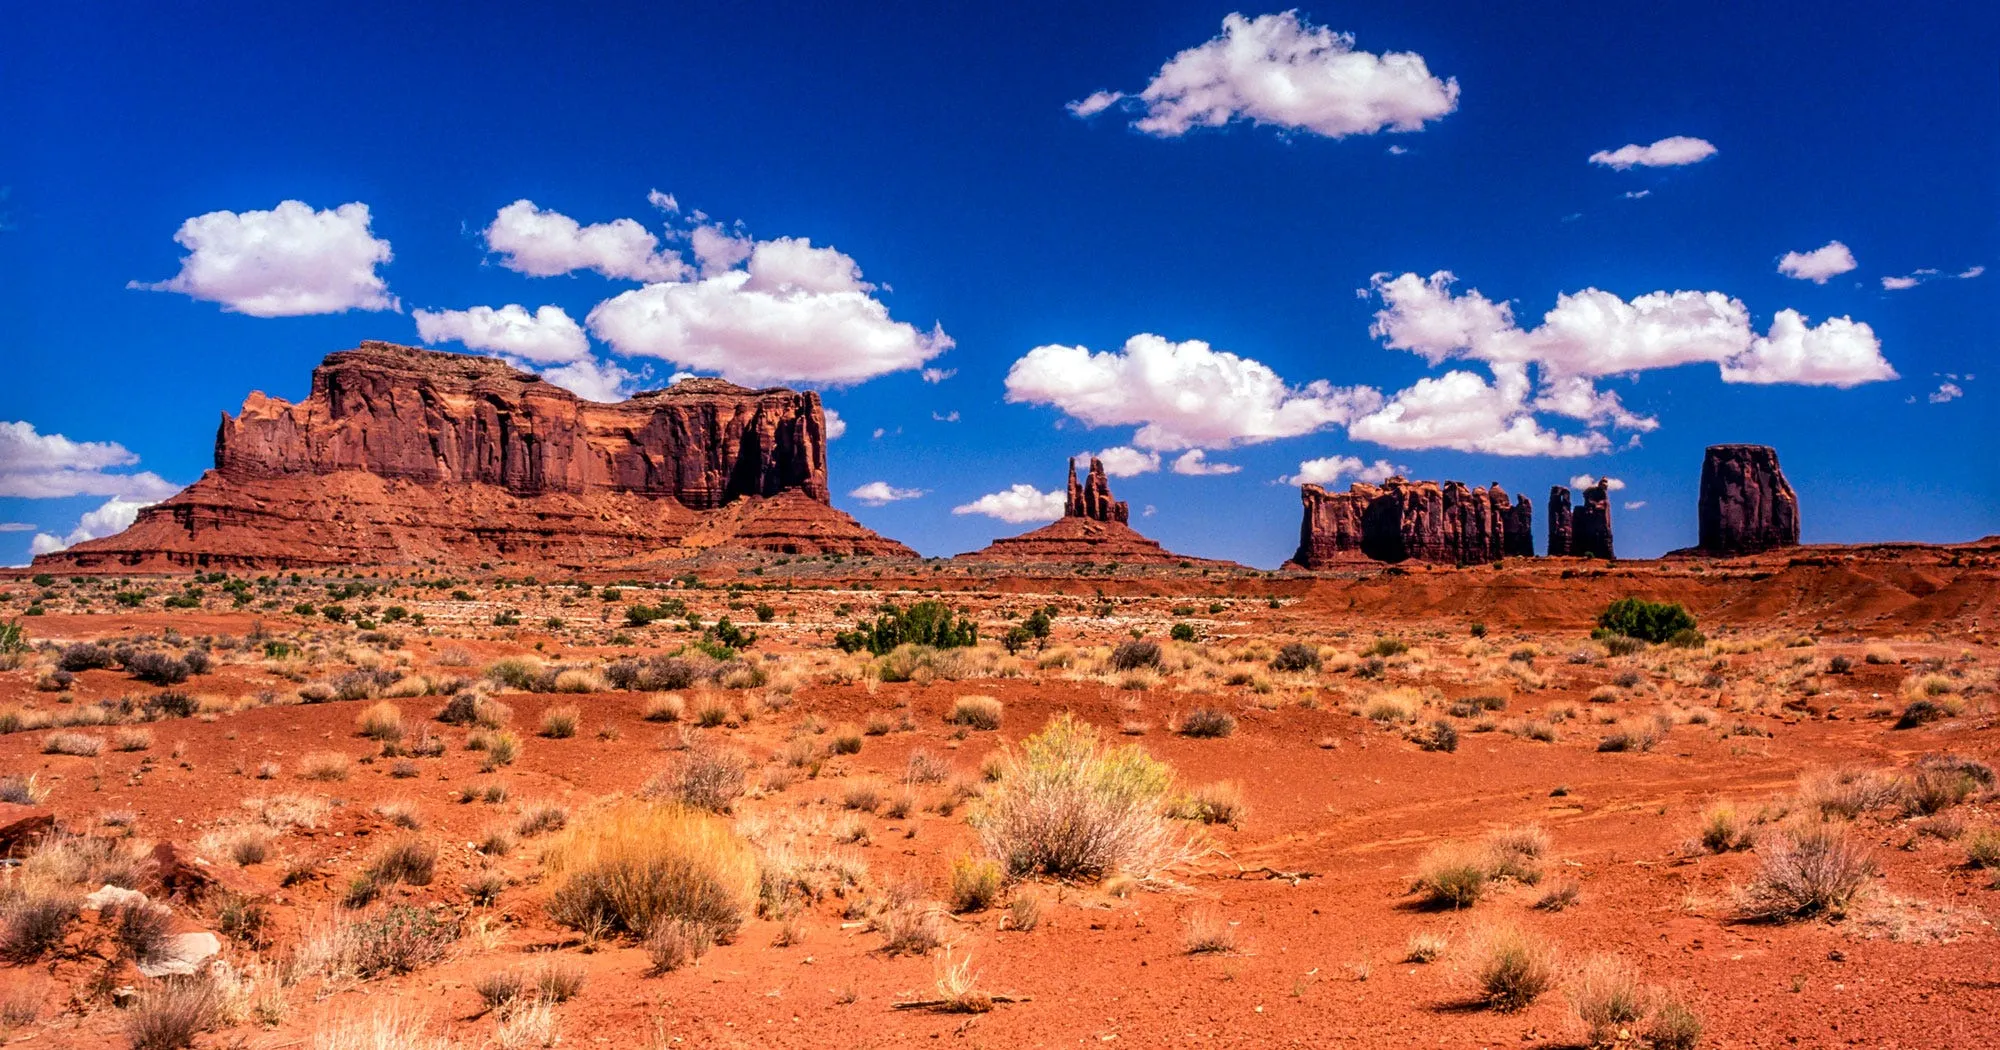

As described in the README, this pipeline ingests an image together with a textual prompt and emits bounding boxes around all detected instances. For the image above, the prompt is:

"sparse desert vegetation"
[0,560,1992,1047]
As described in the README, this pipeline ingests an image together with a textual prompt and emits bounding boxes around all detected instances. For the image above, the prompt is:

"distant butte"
[1287,477,1534,569]
[32,342,916,571]
[957,458,1229,566]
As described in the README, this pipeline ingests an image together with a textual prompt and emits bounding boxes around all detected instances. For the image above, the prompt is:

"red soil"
[1,551,1995,1048]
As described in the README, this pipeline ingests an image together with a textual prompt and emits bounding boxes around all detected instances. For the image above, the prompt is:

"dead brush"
[874,889,946,955]
[1742,823,1876,920]
[1796,767,1900,819]
[125,976,221,1050]
[1469,925,1558,1011]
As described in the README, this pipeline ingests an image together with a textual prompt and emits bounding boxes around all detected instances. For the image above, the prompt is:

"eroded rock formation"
[34,342,914,570]
[960,458,1225,565]
[1698,444,1800,555]
[1548,486,1574,556]
[1574,479,1615,560]
[1287,477,1534,568]
[1066,458,1129,523]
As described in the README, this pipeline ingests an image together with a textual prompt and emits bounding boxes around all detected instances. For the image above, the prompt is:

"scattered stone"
[135,932,221,978]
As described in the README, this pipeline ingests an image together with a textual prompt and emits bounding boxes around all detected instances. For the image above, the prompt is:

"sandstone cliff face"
[1698,444,1800,555]
[36,343,912,571]
[216,342,828,508]
[1288,477,1533,568]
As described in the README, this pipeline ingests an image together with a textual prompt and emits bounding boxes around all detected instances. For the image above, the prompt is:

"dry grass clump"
[1566,955,1645,1043]
[125,976,221,1050]
[904,749,953,785]
[948,695,1003,730]
[310,1006,451,1050]
[41,730,103,756]
[1485,825,1549,884]
[1742,823,1876,920]
[1412,844,1488,908]
[0,774,47,806]
[1404,930,1448,962]
[113,727,155,752]
[974,713,1194,885]
[1182,908,1236,954]
[1797,767,1900,819]
[356,701,404,742]
[1007,892,1043,932]
[1694,801,1752,853]
[641,693,685,722]
[875,889,947,954]
[542,801,757,943]
[1362,689,1419,724]
[931,949,993,1013]
[1,889,81,961]
[947,855,1003,913]
[1596,717,1666,753]
[1176,707,1236,738]
[538,705,580,739]
[644,917,714,974]
[296,905,459,979]
[438,693,512,729]
[298,751,351,782]
[1174,781,1248,827]
[644,742,749,813]
[1470,925,1558,1011]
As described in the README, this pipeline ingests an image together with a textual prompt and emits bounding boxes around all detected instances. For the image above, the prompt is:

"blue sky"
[3,1,1995,567]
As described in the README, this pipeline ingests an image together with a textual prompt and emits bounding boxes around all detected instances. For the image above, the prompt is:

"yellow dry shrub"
[541,801,758,941]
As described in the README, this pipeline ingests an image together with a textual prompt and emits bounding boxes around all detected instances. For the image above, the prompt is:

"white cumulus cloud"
[1623,501,1647,510]
[1370,270,1896,393]
[29,497,155,556]
[1588,136,1717,169]
[1718,311,1896,388]
[1005,334,1379,450]
[1072,11,1457,139]
[414,304,589,365]
[921,368,956,384]
[1777,241,1857,283]
[952,484,1065,523]
[588,234,952,387]
[1170,449,1241,475]
[823,408,847,440]
[1569,475,1626,491]
[412,303,636,402]
[1348,364,1607,457]
[0,422,181,500]
[1281,454,1403,487]
[1076,447,1161,476]
[1929,382,1963,404]
[132,200,396,317]
[848,481,925,506]
[484,200,689,282]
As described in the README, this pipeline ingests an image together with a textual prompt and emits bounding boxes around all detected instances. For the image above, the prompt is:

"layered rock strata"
[34,342,914,570]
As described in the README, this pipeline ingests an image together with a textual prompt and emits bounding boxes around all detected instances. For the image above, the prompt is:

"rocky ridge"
[34,342,914,570]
